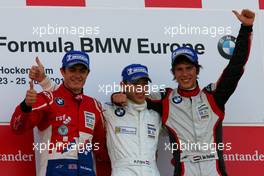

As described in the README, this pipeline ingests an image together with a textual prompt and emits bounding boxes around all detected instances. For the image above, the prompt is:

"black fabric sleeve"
[20,99,32,112]
[146,98,163,116]
[211,25,252,112]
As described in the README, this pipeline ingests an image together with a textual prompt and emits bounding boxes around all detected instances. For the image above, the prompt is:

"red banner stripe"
[0,125,35,176]
[260,0,264,9]
[224,126,264,175]
[26,0,86,6]
[145,0,202,8]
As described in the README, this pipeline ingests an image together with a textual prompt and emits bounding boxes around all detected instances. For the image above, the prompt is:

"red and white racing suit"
[147,25,252,176]
[10,84,111,176]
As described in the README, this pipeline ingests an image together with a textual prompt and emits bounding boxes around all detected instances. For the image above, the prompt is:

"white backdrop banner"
[0,8,264,176]
[0,8,263,124]
[0,0,263,9]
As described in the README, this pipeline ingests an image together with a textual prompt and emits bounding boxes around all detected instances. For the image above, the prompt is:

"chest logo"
[58,125,68,136]
[147,124,156,138]
[56,114,71,125]
[172,96,182,104]
[84,111,95,130]
[197,104,210,120]
[115,126,137,135]
[115,107,126,117]
[55,97,64,106]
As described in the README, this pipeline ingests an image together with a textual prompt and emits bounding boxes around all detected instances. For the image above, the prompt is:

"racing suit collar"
[127,99,147,114]
[177,83,200,97]
[59,84,84,101]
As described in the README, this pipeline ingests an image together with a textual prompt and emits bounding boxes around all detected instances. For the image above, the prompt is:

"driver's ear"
[196,67,200,75]
[60,68,65,77]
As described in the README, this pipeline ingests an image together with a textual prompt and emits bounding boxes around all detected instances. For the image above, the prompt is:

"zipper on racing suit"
[190,97,202,176]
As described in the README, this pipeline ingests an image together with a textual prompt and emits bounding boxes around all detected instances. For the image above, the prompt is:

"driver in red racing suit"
[10,51,111,176]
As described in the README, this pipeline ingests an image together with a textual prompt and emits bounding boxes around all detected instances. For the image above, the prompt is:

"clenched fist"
[112,93,128,107]
[25,80,37,107]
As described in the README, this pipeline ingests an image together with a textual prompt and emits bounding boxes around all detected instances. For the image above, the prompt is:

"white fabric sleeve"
[38,76,59,92]
[102,103,114,121]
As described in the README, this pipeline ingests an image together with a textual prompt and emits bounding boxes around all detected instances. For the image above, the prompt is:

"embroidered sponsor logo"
[172,96,182,104]
[191,153,218,163]
[133,159,150,165]
[55,164,64,169]
[84,111,95,130]
[58,125,68,136]
[80,166,93,171]
[114,107,126,117]
[147,124,156,138]
[197,104,209,120]
[127,67,148,75]
[56,114,71,125]
[55,97,64,106]
[68,163,78,170]
[115,126,137,135]
[205,83,216,92]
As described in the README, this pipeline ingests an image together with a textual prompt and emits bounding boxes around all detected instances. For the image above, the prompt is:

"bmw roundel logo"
[115,107,126,117]
[172,96,182,104]
[55,97,64,106]
[217,35,236,60]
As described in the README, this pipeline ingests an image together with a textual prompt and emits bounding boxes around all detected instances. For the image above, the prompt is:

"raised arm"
[207,9,255,111]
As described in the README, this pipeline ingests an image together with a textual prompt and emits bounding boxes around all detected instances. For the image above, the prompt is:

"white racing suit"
[103,100,161,176]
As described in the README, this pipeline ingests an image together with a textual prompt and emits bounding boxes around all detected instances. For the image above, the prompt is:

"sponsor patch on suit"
[115,126,137,135]
[196,104,210,120]
[147,124,156,138]
[84,111,95,130]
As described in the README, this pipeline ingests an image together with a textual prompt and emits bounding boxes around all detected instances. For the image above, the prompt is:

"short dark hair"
[171,56,202,79]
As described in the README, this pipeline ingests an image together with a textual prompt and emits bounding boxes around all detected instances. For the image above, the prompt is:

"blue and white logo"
[55,97,64,106]
[147,124,156,138]
[217,35,236,60]
[84,111,95,130]
[172,96,182,104]
[127,67,148,75]
[115,107,126,117]
[58,125,68,136]
[115,126,136,135]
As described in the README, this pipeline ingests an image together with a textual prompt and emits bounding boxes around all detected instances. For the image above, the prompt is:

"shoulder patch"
[205,83,216,92]
[159,87,173,99]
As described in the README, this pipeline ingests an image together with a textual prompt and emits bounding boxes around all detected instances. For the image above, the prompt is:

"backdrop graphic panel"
[260,0,264,9]
[202,0,259,10]
[0,8,264,175]
[0,124,35,176]
[223,126,264,176]
[145,0,202,8]
[26,0,85,6]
